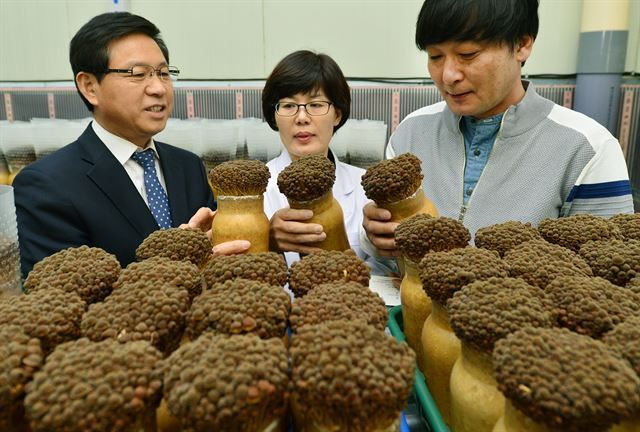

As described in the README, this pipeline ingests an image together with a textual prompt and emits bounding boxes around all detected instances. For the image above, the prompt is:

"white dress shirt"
[91,120,168,208]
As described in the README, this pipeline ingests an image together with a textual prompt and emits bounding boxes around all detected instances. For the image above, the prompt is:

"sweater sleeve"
[561,136,634,217]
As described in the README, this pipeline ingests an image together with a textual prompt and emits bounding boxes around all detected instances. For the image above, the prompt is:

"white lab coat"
[264,149,371,268]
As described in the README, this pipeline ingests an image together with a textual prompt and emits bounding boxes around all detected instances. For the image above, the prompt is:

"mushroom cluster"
[24,338,163,432]
[447,277,554,352]
[579,239,640,286]
[504,239,592,288]
[493,327,640,432]
[0,288,85,353]
[418,247,509,305]
[288,250,370,298]
[115,256,203,301]
[538,214,622,252]
[360,153,424,204]
[201,252,288,288]
[290,320,415,431]
[289,281,387,332]
[277,155,336,202]
[81,280,190,355]
[185,278,290,340]
[135,228,211,267]
[395,214,470,262]
[0,325,43,431]
[474,220,542,257]
[24,245,120,304]
[208,159,270,196]
[602,316,640,375]
[545,275,640,338]
[628,275,640,294]
[610,213,640,241]
[163,333,289,432]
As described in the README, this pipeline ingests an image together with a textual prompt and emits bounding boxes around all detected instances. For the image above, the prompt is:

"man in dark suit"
[14,12,248,277]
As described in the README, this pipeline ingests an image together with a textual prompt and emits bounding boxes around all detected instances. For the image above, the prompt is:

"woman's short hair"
[262,50,350,134]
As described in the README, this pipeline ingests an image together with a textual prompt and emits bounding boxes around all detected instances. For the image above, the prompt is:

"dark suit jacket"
[14,123,215,277]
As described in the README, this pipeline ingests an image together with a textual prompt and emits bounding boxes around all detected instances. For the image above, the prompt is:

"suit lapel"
[156,142,189,226]
[79,125,158,237]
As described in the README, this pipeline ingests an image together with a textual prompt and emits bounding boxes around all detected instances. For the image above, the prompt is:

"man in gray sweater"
[361,0,633,259]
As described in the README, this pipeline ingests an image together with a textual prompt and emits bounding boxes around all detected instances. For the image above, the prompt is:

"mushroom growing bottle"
[493,327,640,432]
[361,153,438,223]
[418,247,509,425]
[278,155,350,252]
[447,277,555,432]
[394,215,470,371]
[209,159,271,253]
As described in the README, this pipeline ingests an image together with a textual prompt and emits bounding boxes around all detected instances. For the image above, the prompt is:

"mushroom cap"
[24,338,162,432]
[395,214,470,263]
[289,281,387,332]
[447,277,554,352]
[186,278,290,340]
[201,252,288,288]
[291,320,415,431]
[208,159,270,196]
[474,220,542,257]
[361,153,424,204]
[0,288,86,354]
[579,238,640,286]
[135,228,211,267]
[115,256,204,301]
[0,325,43,429]
[602,315,640,376]
[418,247,509,305]
[288,250,370,298]
[277,155,336,202]
[493,327,640,432]
[163,333,289,432]
[24,245,120,304]
[545,275,640,338]
[504,239,592,288]
[610,213,640,241]
[81,280,190,355]
[538,214,622,252]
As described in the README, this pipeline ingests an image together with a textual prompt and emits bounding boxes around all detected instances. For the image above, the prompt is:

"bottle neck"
[288,190,334,212]
[383,188,428,220]
[216,195,265,212]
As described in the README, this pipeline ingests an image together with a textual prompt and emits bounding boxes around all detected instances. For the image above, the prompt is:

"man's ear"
[75,72,99,108]
[515,35,534,64]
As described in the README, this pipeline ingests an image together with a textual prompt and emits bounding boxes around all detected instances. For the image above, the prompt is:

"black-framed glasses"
[274,101,333,116]
[103,65,180,82]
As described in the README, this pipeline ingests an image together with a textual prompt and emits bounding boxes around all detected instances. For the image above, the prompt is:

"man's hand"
[212,239,251,257]
[181,207,251,256]
[362,202,399,257]
[269,208,326,255]
[180,207,215,240]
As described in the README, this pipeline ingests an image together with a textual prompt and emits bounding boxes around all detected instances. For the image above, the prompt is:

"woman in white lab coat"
[261,50,374,269]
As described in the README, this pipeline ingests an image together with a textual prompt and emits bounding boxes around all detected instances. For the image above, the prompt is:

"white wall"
[1,0,638,81]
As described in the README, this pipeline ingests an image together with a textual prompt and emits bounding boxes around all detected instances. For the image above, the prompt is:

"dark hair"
[415,0,539,51]
[69,12,169,112]
[262,50,350,134]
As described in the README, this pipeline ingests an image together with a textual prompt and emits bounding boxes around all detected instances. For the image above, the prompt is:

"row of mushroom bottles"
[397,207,640,431]
[209,151,640,432]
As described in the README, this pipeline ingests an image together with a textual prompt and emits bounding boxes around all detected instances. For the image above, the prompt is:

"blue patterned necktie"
[131,149,172,229]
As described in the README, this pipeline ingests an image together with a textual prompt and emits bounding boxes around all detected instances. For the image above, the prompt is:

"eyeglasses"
[274,101,333,116]
[103,65,180,82]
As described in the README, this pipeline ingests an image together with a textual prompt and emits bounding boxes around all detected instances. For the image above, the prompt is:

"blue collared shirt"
[460,113,503,204]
